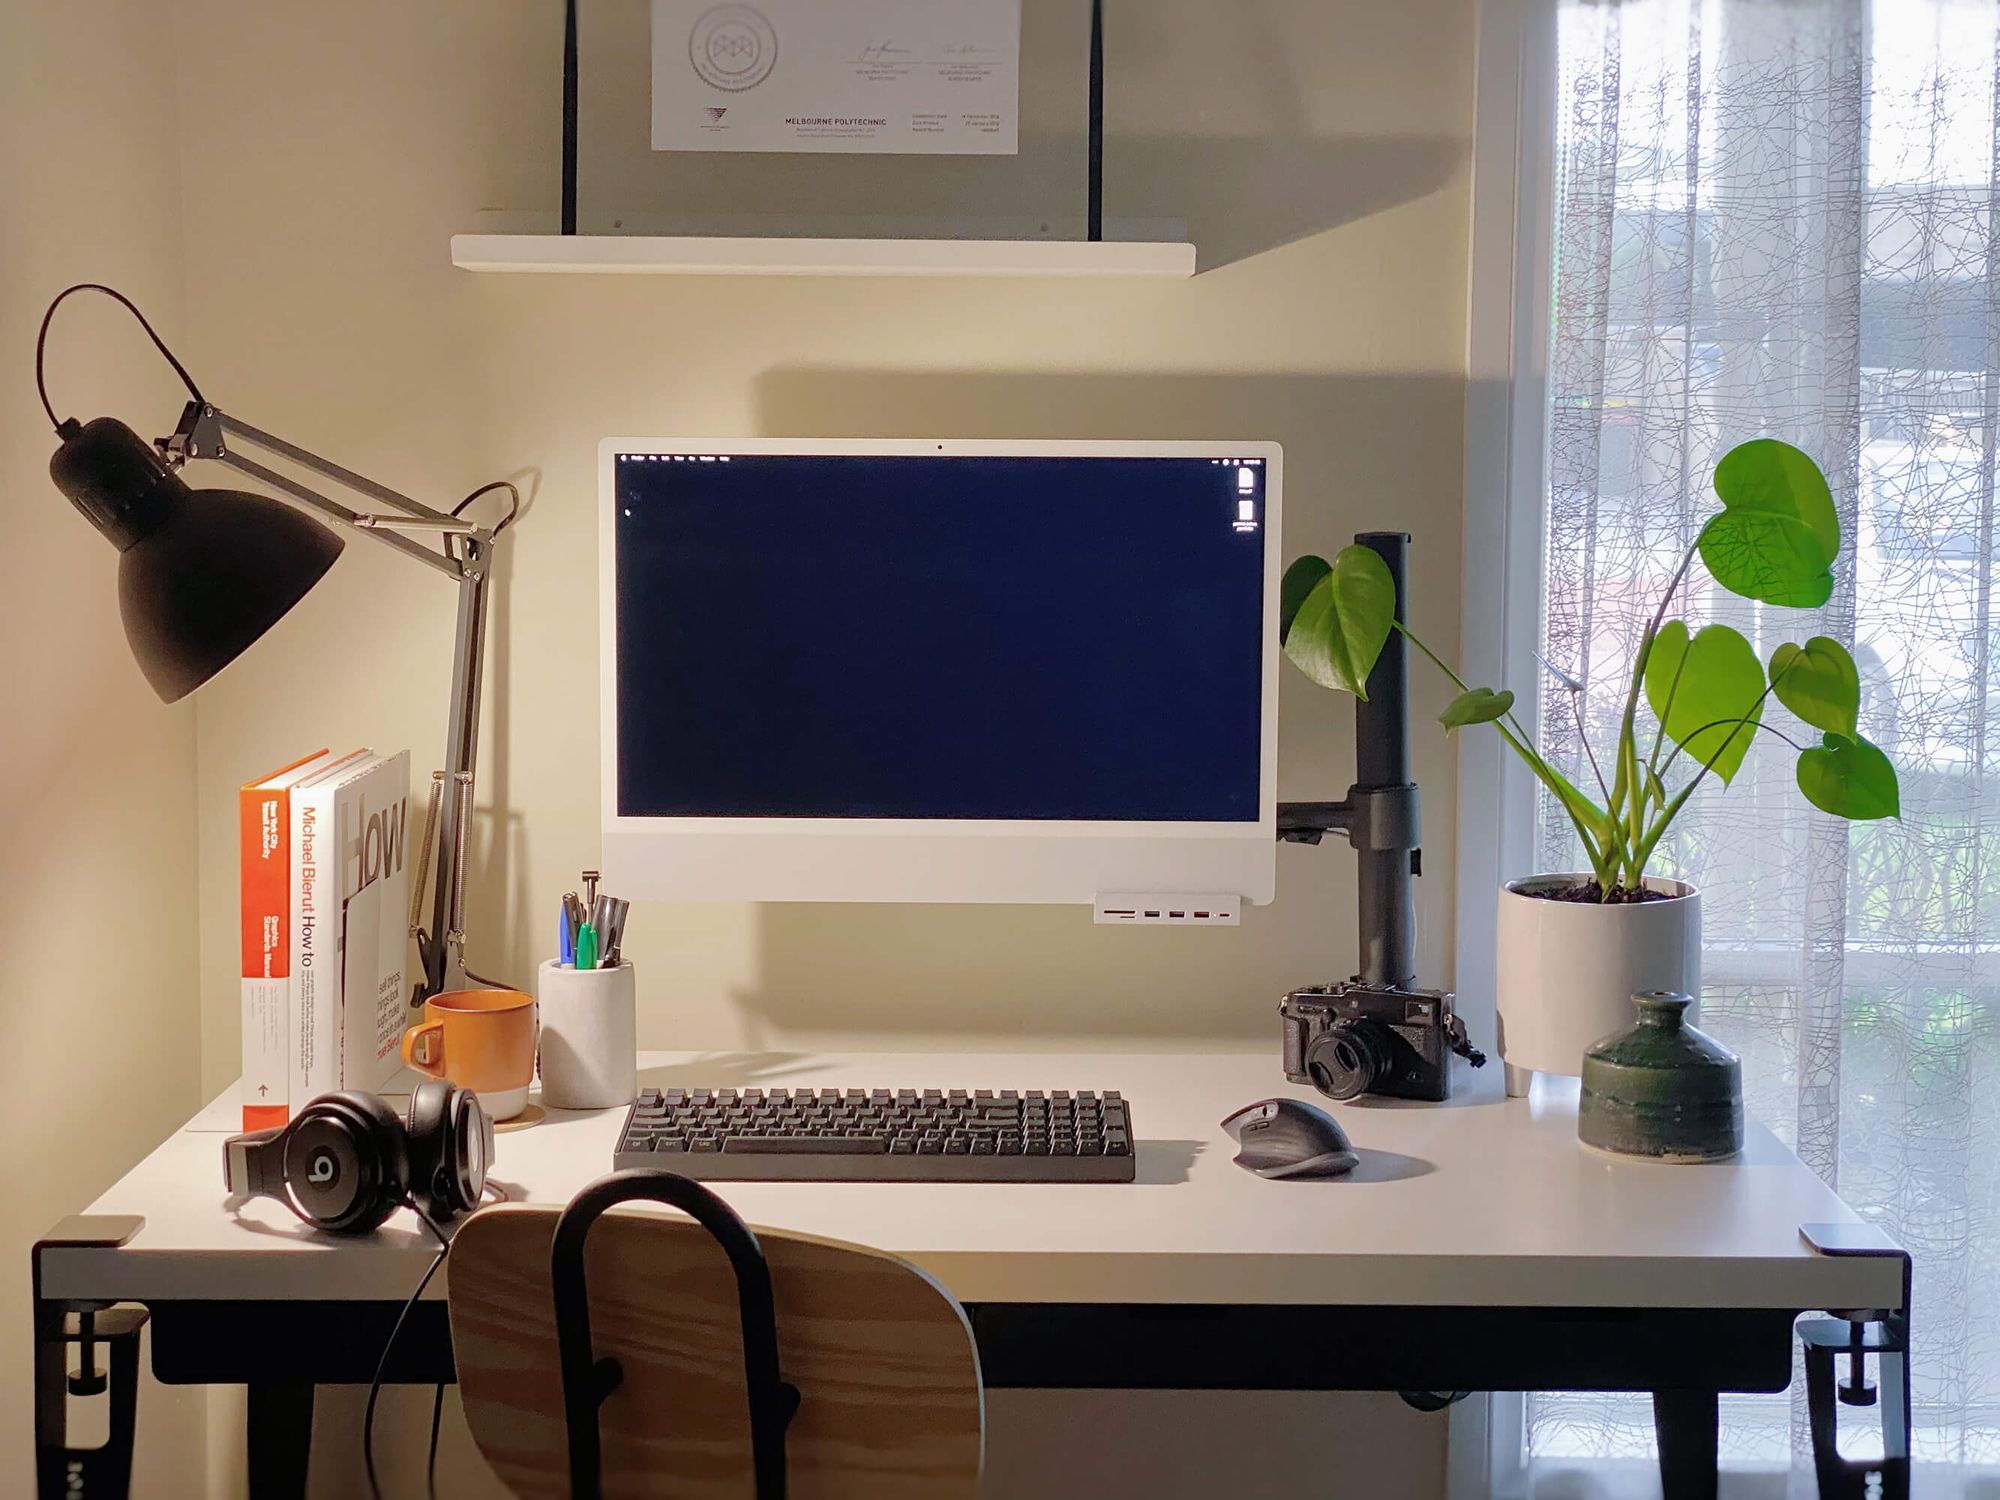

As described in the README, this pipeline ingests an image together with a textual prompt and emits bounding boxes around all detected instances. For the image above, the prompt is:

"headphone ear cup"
[282,1092,410,1234]
[405,1080,468,1220]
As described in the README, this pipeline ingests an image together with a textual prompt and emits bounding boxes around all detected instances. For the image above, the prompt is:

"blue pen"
[558,898,575,965]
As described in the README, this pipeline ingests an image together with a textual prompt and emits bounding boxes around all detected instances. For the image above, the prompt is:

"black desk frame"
[37,1273,1911,1500]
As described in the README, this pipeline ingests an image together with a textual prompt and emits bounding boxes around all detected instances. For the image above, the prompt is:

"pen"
[558,896,576,966]
[601,898,630,966]
[575,921,599,972]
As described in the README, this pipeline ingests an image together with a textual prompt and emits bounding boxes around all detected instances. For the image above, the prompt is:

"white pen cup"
[536,958,637,1111]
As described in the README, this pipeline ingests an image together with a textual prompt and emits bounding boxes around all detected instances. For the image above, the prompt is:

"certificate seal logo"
[689,5,778,93]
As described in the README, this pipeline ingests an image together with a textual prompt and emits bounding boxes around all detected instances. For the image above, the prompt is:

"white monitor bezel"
[599,436,1282,905]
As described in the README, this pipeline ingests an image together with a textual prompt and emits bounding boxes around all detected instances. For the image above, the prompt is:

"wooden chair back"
[448,1200,984,1499]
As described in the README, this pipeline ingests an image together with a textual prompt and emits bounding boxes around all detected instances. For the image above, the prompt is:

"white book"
[290,750,410,1107]
[238,749,336,1130]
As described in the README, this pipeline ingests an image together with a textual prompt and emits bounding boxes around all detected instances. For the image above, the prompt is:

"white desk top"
[48,1050,1902,1312]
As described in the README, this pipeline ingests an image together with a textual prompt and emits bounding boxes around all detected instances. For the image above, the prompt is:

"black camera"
[1280,983,1486,1102]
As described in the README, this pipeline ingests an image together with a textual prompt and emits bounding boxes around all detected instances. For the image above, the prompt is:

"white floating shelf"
[450,233,1196,279]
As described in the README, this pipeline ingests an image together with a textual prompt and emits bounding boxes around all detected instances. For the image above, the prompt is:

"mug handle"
[401,1019,447,1079]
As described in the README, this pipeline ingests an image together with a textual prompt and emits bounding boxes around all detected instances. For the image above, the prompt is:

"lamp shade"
[50,416,344,702]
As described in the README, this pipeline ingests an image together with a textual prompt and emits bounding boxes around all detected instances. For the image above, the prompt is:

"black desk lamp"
[37,283,516,1006]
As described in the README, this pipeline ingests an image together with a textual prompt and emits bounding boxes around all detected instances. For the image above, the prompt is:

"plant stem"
[1634,680,1781,870]
[1394,620,1619,886]
[1642,642,1694,815]
[1394,622,1540,758]
[1569,689,1614,806]
[1610,539,1703,891]
[1655,716,1808,781]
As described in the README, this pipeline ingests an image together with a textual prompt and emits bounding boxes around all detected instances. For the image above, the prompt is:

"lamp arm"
[162,400,501,1005]
[165,403,487,579]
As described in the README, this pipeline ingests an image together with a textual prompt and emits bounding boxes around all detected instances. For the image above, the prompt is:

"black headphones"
[223,1081,494,1234]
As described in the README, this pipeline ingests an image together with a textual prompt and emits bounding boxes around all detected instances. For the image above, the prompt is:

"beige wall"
[177,0,1474,1082]
[5,0,1474,1493]
[0,3,209,1495]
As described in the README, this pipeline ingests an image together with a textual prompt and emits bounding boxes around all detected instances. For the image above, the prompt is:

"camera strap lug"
[1444,1013,1487,1069]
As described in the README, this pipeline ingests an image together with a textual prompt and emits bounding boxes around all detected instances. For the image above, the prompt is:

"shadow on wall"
[1120,133,1465,268]
[568,127,1465,272]
[464,467,540,993]
[711,369,1469,1042]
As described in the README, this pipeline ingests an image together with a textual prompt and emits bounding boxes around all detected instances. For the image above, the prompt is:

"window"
[1510,0,2000,1483]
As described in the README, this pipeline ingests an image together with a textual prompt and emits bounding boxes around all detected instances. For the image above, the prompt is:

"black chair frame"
[552,1169,801,1500]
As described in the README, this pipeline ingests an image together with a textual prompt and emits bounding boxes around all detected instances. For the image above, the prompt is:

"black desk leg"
[246,1380,315,1500]
[1653,1389,1720,1500]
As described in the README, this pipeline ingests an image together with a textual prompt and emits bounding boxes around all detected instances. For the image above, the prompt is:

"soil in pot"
[1535,880,1676,905]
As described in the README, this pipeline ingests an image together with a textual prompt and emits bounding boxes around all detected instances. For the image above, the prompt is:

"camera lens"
[1305,1022,1395,1101]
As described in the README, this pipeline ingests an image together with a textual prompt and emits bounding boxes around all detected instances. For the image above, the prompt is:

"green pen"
[575,921,599,972]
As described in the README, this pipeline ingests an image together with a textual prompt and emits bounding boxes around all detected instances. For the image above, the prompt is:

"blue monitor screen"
[613,452,1267,822]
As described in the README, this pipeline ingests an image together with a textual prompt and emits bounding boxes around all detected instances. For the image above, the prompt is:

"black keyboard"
[613,1086,1136,1182]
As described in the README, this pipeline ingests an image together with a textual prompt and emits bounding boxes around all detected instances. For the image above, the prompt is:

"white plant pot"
[1494,874,1700,1097]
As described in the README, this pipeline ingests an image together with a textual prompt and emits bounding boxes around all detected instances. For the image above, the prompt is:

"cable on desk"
[427,1380,446,1500]
[364,1206,450,1500]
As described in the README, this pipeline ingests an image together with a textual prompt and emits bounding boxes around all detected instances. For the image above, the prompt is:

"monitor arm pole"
[1277,531,1420,990]
[161,402,496,1007]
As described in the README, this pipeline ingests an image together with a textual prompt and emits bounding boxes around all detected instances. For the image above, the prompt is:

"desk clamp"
[552,1170,802,1500]
[1798,1222,1913,1500]
[32,1216,148,1500]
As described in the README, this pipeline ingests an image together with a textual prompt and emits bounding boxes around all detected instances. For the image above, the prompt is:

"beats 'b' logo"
[308,1150,340,1187]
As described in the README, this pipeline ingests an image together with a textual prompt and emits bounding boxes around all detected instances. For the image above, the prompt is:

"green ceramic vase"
[1578,991,1742,1162]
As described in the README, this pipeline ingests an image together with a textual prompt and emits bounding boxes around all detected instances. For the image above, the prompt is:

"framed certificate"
[652,0,1022,155]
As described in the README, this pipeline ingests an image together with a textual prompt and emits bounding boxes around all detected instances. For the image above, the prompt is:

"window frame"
[1450,0,1559,1494]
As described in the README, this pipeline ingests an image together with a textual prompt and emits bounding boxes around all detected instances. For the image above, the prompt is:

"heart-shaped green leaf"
[1439,687,1514,733]
[1698,439,1839,607]
[1797,731,1899,820]
[1769,636,1860,740]
[1644,619,1764,785]
[1282,544,1395,699]
[1280,555,1332,643]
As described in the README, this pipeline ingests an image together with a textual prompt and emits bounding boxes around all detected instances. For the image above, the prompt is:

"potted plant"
[1281,440,1900,1092]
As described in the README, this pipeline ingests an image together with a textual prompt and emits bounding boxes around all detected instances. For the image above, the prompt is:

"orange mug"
[401,988,537,1121]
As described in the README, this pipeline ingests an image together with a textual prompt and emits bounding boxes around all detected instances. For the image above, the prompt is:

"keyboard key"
[724,1134,887,1155]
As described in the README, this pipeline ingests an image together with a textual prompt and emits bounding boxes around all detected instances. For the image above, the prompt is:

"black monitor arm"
[1277,531,1421,991]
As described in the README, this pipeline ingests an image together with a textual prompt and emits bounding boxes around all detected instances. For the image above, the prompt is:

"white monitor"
[599,437,1281,910]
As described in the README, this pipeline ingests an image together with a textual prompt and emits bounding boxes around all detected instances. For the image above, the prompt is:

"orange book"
[238,750,332,1129]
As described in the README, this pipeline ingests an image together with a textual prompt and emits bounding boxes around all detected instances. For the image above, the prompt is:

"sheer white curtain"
[1533,0,2000,1488]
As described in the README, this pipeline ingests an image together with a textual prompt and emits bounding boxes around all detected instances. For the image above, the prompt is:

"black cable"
[445,478,523,568]
[426,1380,446,1500]
[450,479,522,536]
[35,283,205,434]
[364,1206,451,1500]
